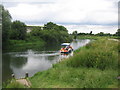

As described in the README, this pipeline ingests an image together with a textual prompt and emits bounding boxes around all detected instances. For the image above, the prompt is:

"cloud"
[2,0,57,3]
[2,0,118,33]
[65,25,117,34]
[5,0,118,24]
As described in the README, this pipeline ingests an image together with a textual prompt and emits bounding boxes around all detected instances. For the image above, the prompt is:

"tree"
[2,5,12,42]
[43,22,56,30]
[96,32,104,36]
[43,22,68,32]
[10,20,27,40]
[72,31,78,39]
[90,31,92,35]
[72,31,77,35]
[116,29,120,36]
[59,25,68,32]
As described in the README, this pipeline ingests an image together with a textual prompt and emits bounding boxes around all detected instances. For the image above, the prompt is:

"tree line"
[1,4,119,49]
[1,5,72,49]
[72,29,120,39]
[2,5,27,47]
[28,22,72,43]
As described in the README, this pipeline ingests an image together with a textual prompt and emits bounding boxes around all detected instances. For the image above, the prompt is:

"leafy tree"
[43,22,68,32]
[30,23,72,43]
[43,22,56,30]
[32,26,42,31]
[116,29,120,36]
[104,33,111,36]
[72,31,77,35]
[90,31,92,35]
[2,5,12,42]
[58,25,68,32]
[10,20,27,40]
[72,31,78,39]
[96,32,104,36]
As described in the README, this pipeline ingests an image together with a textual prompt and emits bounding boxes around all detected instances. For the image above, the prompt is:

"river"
[2,39,91,82]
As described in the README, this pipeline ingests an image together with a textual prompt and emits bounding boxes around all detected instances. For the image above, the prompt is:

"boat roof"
[61,43,70,46]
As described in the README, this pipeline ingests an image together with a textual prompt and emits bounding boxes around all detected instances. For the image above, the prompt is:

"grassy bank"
[29,37,118,88]
[3,38,45,52]
[5,80,25,88]
[77,35,101,40]
[77,35,119,40]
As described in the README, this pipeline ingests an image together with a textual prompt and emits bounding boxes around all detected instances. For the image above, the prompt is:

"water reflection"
[3,39,91,81]
[10,50,60,79]
[2,54,13,82]
[10,57,27,68]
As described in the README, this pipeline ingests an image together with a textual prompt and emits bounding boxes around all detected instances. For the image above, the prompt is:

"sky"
[2,0,119,34]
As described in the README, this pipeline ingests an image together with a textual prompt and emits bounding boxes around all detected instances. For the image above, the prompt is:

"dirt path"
[108,39,119,42]
[16,78,31,87]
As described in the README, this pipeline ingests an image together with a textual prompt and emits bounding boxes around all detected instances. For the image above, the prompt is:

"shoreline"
[4,36,119,88]
[28,37,118,88]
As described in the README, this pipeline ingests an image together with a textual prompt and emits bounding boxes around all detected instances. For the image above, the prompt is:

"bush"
[6,80,25,88]
[67,39,118,70]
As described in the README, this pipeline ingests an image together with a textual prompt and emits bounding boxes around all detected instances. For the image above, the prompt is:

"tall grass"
[30,67,118,88]
[4,80,25,88]
[3,38,45,52]
[29,38,118,88]
[77,35,101,40]
[67,38,118,70]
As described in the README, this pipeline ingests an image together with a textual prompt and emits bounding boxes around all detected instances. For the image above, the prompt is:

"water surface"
[3,39,91,82]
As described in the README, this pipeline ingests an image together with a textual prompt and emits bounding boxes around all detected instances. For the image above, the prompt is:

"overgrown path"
[29,38,118,88]
[108,39,119,42]
[16,78,31,88]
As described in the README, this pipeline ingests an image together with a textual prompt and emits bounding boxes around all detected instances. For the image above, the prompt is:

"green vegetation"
[72,31,78,39]
[115,29,120,36]
[4,38,45,52]
[30,22,72,43]
[77,35,101,40]
[29,37,119,88]
[6,81,25,88]
[2,5,12,43]
[2,5,119,51]
[67,39,118,70]
[10,20,27,40]
[2,4,119,88]
[2,5,72,51]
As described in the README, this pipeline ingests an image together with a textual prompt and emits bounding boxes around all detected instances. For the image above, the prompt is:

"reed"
[29,38,118,88]
[67,38,118,70]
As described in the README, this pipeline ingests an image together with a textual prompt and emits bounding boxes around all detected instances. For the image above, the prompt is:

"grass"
[3,79,26,88]
[68,39,118,70]
[3,38,45,52]
[30,67,118,88]
[5,80,25,88]
[77,35,119,40]
[29,37,119,88]
[77,35,102,40]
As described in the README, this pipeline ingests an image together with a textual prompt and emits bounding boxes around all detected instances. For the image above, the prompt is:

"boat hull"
[60,49,73,54]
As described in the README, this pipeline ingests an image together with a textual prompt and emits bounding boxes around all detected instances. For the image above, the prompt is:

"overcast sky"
[2,0,118,34]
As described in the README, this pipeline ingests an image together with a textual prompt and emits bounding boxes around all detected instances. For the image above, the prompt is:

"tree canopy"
[30,22,72,43]
[10,20,27,40]
[43,22,68,32]
[116,29,120,36]
[72,31,78,39]
[2,5,12,42]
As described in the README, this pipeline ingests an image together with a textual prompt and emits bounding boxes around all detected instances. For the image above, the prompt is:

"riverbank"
[77,35,119,40]
[29,37,118,88]
[3,39,45,52]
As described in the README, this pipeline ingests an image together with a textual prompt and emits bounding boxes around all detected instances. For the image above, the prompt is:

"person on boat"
[65,45,73,50]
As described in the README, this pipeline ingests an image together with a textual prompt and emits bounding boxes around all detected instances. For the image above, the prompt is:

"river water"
[2,39,91,82]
